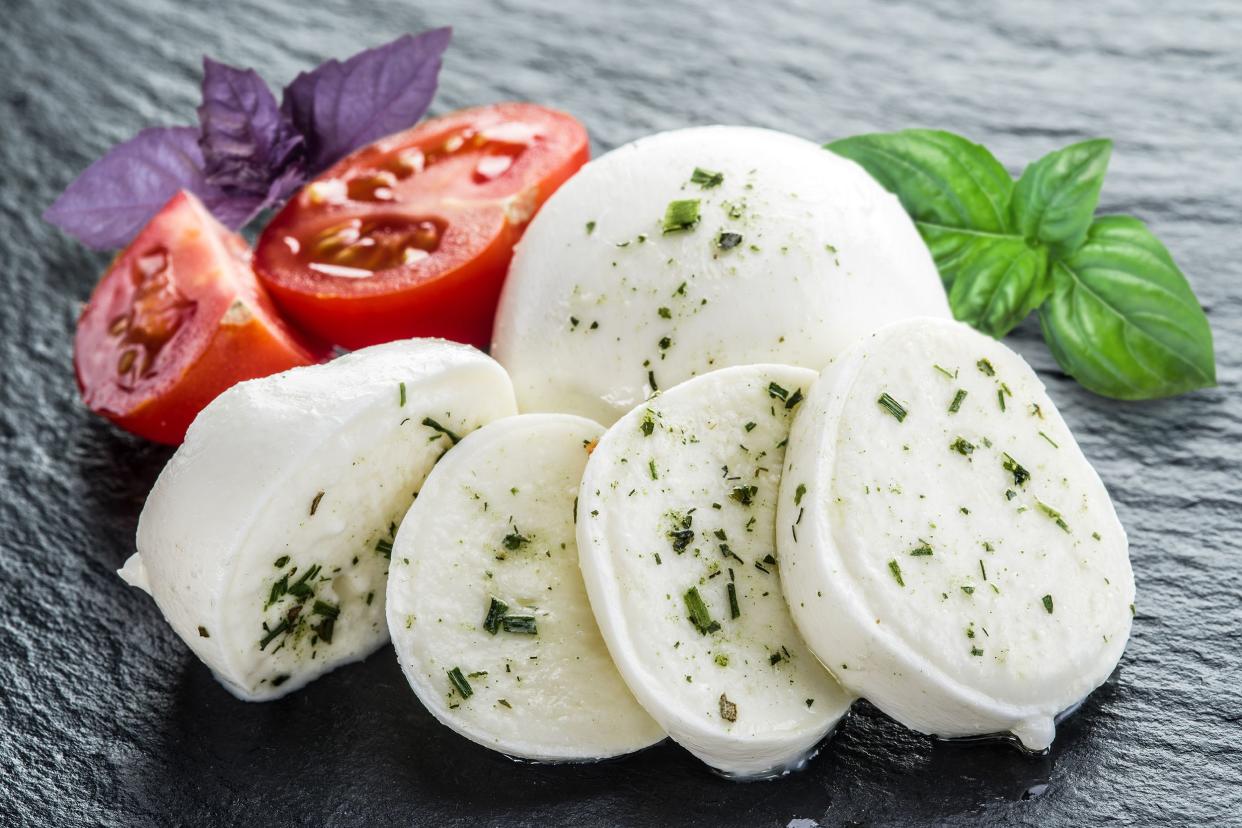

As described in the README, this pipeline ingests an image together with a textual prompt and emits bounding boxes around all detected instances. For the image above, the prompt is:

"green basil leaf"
[827,130,1013,233]
[1039,215,1215,399]
[921,225,1050,337]
[1010,139,1111,256]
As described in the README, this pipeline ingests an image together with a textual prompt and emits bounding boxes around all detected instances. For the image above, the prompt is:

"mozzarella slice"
[492,125,951,424]
[777,318,1134,751]
[386,414,665,761]
[120,339,517,701]
[577,365,853,778]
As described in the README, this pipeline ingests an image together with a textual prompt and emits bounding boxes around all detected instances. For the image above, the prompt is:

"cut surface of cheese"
[387,414,665,761]
[578,365,853,777]
[122,339,516,700]
[777,317,1134,750]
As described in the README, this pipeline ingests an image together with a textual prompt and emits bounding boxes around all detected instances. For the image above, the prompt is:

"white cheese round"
[777,318,1135,750]
[121,339,517,701]
[386,414,665,761]
[492,125,951,424]
[577,365,854,778]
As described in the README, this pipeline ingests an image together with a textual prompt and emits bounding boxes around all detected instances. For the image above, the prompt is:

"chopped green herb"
[888,559,905,587]
[1039,431,1059,448]
[267,574,289,607]
[274,555,290,569]
[979,560,988,581]
[375,539,393,559]
[877,392,908,422]
[657,306,672,319]
[950,437,976,456]
[744,421,756,432]
[716,231,743,250]
[785,388,804,409]
[314,615,335,644]
[483,597,509,635]
[714,653,729,667]
[497,699,512,709]
[727,582,741,619]
[197,626,210,638]
[658,336,672,350]
[684,586,720,634]
[949,389,968,414]
[1036,499,1071,533]
[910,543,934,557]
[662,198,701,233]
[1002,453,1031,486]
[934,364,956,379]
[502,530,530,550]
[794,483,807,506]
[1005,489,1017,501]
[639,410,656,436]
[398,382,406,407]
[648,459,659,480]
[971,646,984,657]
[719,693,738,722]
[585,220,596,234]
[648,370,659,392]
[977,358,996,377]
[309,492,324,516]
[767,382,789,401]
[1042,594,1055,614]
[447,667,473,698]
[259,618,291,650]
[997,389,1007,412]
[961,585,976,595]
[288,563,321,598]
[668,512,694,553]
[690,167,724,188]
[312,599,339,619]
[730,485,758,505]
[421,417,461,445]
[501,615,538,635]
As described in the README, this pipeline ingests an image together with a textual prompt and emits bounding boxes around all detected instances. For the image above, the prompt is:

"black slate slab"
[3,1,1240,825]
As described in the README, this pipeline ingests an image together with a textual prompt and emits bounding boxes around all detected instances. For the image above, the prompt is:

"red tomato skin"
[73,191,325,444]
[253,103,590,350]
[259,216,519,350]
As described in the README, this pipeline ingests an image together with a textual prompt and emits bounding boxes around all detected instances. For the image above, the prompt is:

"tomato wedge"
[74,191,325,444]
[253,102,589,349]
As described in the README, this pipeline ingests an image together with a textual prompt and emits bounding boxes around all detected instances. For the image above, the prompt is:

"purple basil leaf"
[197,57,304,199]
[43,126,211,250]
[282,27,451,174]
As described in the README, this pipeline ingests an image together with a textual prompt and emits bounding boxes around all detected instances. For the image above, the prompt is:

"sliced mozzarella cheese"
[492,125,951,424]
[386,414,665,761]
[777,318,1134,751]
[121,339,516,701]
[577,365,853,778]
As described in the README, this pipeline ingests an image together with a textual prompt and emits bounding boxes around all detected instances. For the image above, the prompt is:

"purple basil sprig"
[43,28,451,251]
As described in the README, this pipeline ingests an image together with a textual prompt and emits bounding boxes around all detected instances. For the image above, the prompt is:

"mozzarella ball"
[577,365,854,778]
[387,414,665,761]
[777,318,1134,750]
[121,339,517,700]
[492,126,950,424]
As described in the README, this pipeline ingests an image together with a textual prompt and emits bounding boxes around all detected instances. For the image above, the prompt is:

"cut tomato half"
[253,102,590,349]
[74,191,325,444]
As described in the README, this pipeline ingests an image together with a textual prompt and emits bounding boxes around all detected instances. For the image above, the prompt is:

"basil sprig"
[828,130,1215,400]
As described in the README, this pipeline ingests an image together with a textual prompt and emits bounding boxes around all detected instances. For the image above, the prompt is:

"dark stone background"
[2,1,1239,825]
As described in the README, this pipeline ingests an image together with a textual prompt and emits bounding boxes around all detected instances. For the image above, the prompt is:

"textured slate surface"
[2,0,1240,825]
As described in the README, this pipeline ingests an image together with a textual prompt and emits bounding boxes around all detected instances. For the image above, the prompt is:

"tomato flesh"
[74,191,325,444]
[254,103,589,349]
